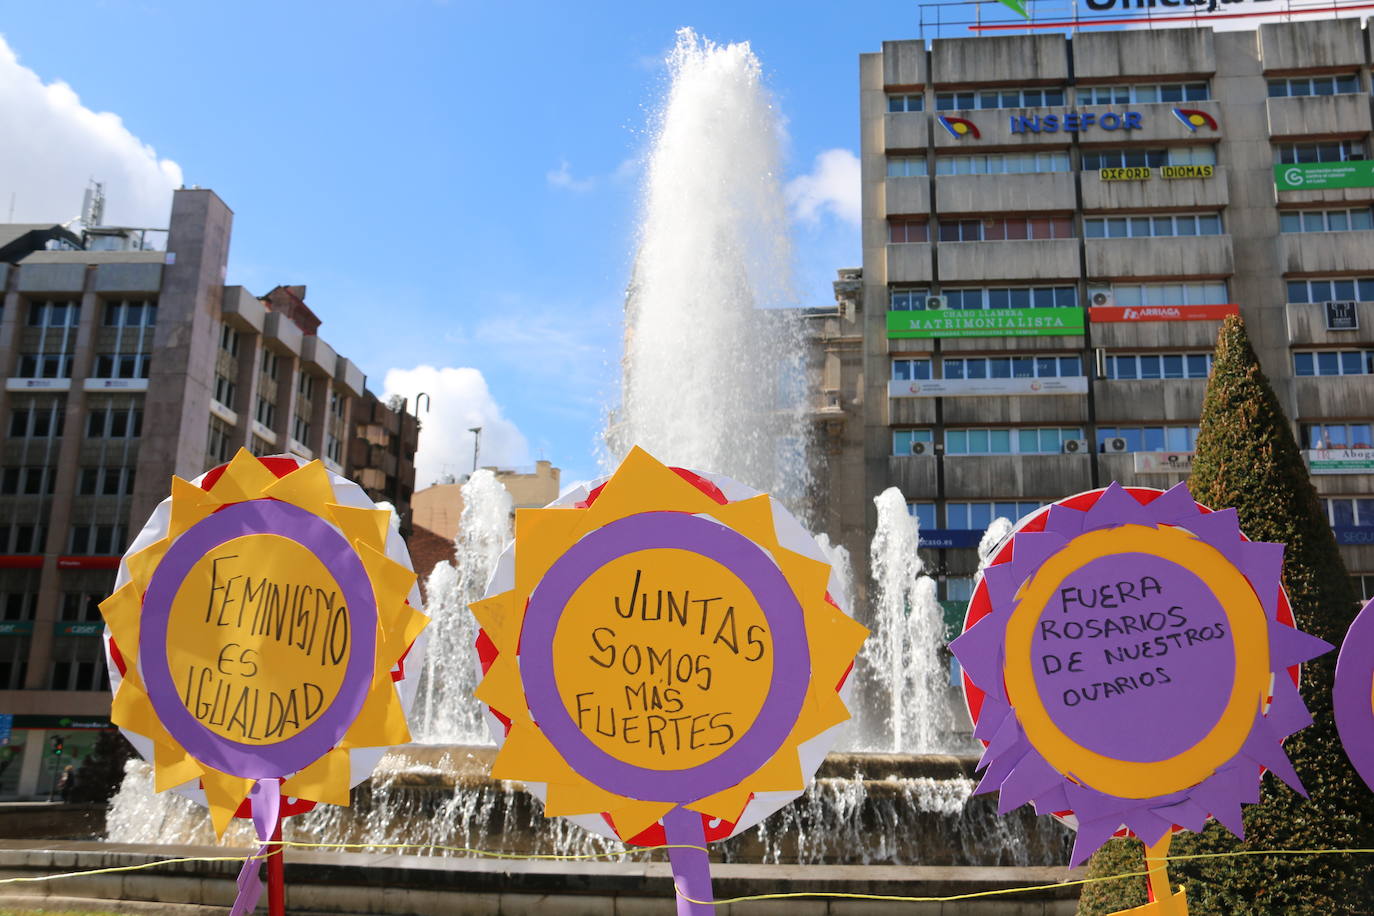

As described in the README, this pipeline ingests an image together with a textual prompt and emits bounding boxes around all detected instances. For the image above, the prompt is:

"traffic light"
[49,736,63,756]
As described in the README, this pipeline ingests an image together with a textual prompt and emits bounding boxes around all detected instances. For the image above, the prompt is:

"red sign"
[56,556,120,570]
[0,556,43,569]
[1090,304,1239,323]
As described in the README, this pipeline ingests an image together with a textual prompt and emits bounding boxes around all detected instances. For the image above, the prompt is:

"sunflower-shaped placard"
[100,450,428,916]
[1335,597,1374,793]
[951,483,1331,915]
[471,447,867,914]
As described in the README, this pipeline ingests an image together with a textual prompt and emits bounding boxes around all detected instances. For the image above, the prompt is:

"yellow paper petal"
[470,592,521,658]
[282,748,353,807]
[377,603,430,679]
[491,723,581,786]
[98,583,143,660]
[512,506,588,599]
[705,495,780,554]
[575,446,720,531]
[169,476,222,539]
[207,449,277,504]
[124,537,171,592]
[605,800,676,840]
[339,677,410,749]
[473,657,527,723]
[326,503,391,554]
[202,770,254,838]
[542,778,636,818]
[263,460,338,520]
[686,784,754,823]
[153,740,204,792]
[738,740,806,794]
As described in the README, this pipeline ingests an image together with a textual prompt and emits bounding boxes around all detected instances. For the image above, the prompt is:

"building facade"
[0,188,414,796]
[841,18,1374,620]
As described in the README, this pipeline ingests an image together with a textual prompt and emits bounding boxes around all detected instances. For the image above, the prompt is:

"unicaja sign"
[1086,0,1276,10]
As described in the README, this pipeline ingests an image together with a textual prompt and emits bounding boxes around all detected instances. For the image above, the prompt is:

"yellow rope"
[0,841,1369,908]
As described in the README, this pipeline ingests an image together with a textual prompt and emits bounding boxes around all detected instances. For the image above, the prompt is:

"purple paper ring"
[140,500,378,779]
[520,511,811,804]
[1335,597,1374,792]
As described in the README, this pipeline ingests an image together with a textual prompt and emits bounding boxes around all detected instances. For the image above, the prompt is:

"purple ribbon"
[664,806,713,916]
[229,778,281,916]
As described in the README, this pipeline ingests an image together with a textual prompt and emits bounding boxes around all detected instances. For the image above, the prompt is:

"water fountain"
[103,29,1070,871]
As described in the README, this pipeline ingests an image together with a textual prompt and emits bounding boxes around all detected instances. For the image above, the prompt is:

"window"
[890,288,931,311]
[1321,498,1374,528]
[1274,141,1365,164]
[1287,278,1374,303]
[938,216,1074,242]
[92,353,152,379]
[936,87,1065,110]
[908,502,937,531]
[1304,422,1374,450]
[945,576,976,602]
[887,156,929,177]
[78,466,135,497]
[103,300,158,327]
[326,433,342,463]
[935,151,1070,176]
[86,402,143,438]
[888,219,929,243]
[60,591,105,622]
[8,400,65,438]
[256,396,276,428]
[1077,82,1209,105]
[946,501,1045,529]
[68,524,126,555]
[944,427,1084,455]
[1292,350,1374,377]
[293,415,311,444]
[941,286,1078,310]
[330,391,346,419]
[207,417,234,466]
[1081,147,1216,170]
[26,301,79,327]
[887,94,924,112]
[214,373,236,408]
[0,525,44,554]
[1352,574,1374,601]
[250,435,273,457]
[1085,213,1223,239]
[1,467,55,496]
[1267,74,1360,98]
[297,374,316,399]
[220,324,240,357]
[16,353,72,378]
[1097,425,1200,452]
[891,358,933,380]
[1104,353,1213,380]
[261,351,280,381]
[1280,208,1374,233]
[894,429,934,456]
[50,636,107,691]
[943,355,1082,379]
[1095,282,1228,307]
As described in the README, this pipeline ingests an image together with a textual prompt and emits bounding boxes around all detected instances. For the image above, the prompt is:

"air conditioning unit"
[1063,438,1089,454]
[1106,437,1129,453]
[912,441,928,455]
[925,295,945,311]
[1090,291,1114,308]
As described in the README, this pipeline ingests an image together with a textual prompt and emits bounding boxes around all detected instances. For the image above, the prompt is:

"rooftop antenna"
[469,427,482,475]
[81,180,105,228]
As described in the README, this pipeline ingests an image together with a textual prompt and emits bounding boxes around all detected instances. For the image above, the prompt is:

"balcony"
[1081,165,1229,212]
[1294,377,1374,419]
[938,238,1080,283]
[1085,235,1233,280]
[1091,316,1233,349]
[887,455,937,496]
[884,112,927,151]
[1095,379,1208,423]
[1074,29,1214,81]
[941,394,1088,426]
[935,171,1075,213]
[1260,19,1366,72]
[883,39,927,88]
[4,378,70,392]
[82,377,149,392]
[1281,230,1374,275]
[932,34,1068,85]
[885,177,930,216]
[943,454,1091,500]
[1286,301,1374,345]
[886,244,934,284]
[222,286,266,334]
[1267,94,1372,140]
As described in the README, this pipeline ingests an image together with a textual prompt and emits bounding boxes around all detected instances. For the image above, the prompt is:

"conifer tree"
[1079,316,1374,914]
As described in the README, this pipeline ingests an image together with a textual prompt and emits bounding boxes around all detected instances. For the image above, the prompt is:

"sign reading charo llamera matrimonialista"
[887,307,1084,339]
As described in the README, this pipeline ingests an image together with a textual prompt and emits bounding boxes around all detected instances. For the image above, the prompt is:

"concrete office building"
[0,188,414,797]
[825,16,1374,617]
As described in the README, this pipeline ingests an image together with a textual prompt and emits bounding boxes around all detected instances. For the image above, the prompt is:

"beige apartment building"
[813,17,1374,622]
[0,188,415,797]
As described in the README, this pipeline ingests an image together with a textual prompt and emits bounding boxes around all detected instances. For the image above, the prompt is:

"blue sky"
[0,1,937,486]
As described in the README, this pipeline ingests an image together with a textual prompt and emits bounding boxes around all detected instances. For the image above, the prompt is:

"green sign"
[54,621,104,637]
[887,307,1085,339]
[1275,161,1374,191]
[0,622,33,636]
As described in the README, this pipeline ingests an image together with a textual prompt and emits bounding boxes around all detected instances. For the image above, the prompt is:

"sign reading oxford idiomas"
[887,307,1085,339]
[888,377,1088,399]
[1276,161,1374,191]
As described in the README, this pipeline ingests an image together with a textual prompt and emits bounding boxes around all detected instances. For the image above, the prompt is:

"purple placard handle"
[664,805,713,916]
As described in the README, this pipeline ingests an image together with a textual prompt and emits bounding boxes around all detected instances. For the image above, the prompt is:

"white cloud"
[0,34,182,228]
[546,159,598,193]
[382,366,531,488]
[786,148,860,225]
